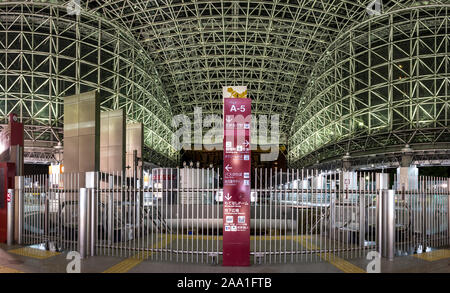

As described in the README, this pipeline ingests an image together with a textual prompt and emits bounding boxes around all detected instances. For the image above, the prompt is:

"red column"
[223,98,251,266]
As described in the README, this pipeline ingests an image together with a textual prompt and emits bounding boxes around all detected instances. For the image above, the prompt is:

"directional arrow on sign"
[226,116,233,123]
[243,140,250,148]
[225,193,232,201]
[225,164,232,172]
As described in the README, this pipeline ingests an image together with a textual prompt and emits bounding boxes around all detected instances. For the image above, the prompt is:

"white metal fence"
[393,176,450,255]
[16,168,450,264]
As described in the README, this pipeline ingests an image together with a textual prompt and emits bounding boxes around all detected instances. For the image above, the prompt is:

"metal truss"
[289,3,450,168]
[306,147,450,170]
[1,1,448,167]
[0,1,178,165]
[85,0,375,137]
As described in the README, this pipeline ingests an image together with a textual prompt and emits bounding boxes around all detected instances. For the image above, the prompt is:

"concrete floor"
[0,243,448,273]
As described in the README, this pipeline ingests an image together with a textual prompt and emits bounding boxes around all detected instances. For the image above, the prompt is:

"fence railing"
[15,168,450,264]
[394,176,450,255]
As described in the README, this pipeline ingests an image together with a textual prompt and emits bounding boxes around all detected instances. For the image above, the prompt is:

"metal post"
[86,172,97,257]
[377,189,383,257]
[79,188,88,259]
[7,189,14,245]
[44,196,49,249]
[15,176,24,245]
[381,189,395,261]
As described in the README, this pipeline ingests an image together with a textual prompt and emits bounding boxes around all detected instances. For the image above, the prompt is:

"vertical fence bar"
[48,174,52,247]
[330,172,337,259]
[260,168,263,263]
[263,168,267,264]
[423,177,427,250]
[301,169,304,262]
[161,168,165,261]
[296,169,299,263]
[274,168,277,263]
[28,175,31,245]
[311,169,314,262]
[284,169,287,264]
[340,170,343,259]
[151,168,154,260]
[253,169,257,264]
[359,172,364,258]
[206,167,209,264]
[34,175,37,245]
[281,168,284,263]
[447,179,450,247]
[113,172,117,257]
[176,167,180,262]
[37,175,40,245]
[43,175,47,247]
[216,167,219,263]
[90,173,96,257]
[96,172,99,256]
[291,169,294,263]
[196,168,199,263]
[320,169,323,260]
[171,167,174,260]
[431,177,434,249]
[211,167,214,264]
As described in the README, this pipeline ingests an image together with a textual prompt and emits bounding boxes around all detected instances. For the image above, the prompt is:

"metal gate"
[393,176,450,255]
[16,169,450,264]
[20,173,80,252]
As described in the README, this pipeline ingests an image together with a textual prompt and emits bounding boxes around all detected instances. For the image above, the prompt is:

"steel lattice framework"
[289,3,450,168]
[85,0,373,141]
[1,1,449,167]
[0,1,177,165]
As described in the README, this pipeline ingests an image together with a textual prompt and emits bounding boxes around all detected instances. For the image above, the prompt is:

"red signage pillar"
[223,97,251,266]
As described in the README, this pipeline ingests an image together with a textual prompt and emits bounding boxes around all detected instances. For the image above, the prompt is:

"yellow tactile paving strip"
[8,247,61,259]
[322,254,366,273]
[0,265,23,273]
[102,256,145,274]
[413,249,450,262]
[102,234,367,273]
[297,235,366,273]
[103,240,170,273]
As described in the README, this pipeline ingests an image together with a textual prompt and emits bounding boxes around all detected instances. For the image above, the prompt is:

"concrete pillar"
[400,145,414,167]
[63,90,100,186]
[342,152,352,171]
[376,173,390,190]
[340,171,358,191]
[126,123,143,179]
[396,166,418,191]
[396,145,418,191]
[100,109,125,173]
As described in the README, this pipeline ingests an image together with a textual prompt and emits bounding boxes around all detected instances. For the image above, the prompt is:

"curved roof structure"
[84,0,444,140]
[2,0,448,166]
[85,0,371,139]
